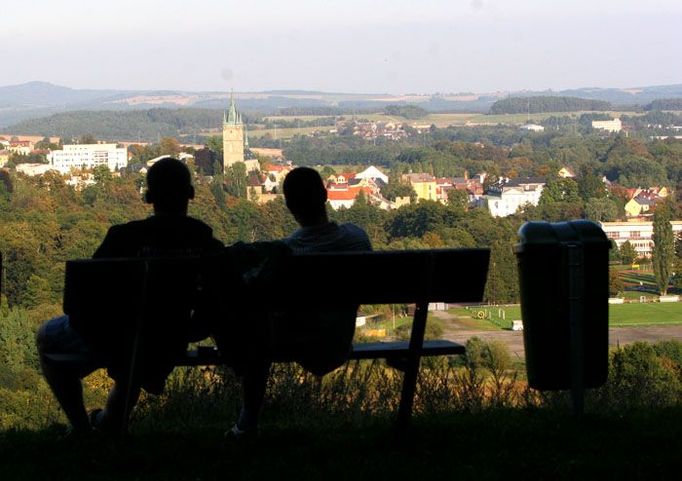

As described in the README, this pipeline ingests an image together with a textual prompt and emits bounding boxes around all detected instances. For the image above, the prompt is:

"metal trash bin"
[515,220,610,392]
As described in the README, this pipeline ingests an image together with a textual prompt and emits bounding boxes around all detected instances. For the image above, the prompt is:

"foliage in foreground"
[96,339,682,432]
[3,338,682,434]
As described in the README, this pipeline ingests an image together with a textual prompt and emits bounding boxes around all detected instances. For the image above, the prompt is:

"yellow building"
[403,173,437,202]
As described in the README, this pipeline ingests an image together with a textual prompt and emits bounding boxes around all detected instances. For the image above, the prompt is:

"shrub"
[598,342,682,410]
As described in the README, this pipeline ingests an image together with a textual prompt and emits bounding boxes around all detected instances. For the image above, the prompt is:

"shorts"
[36,315,104,378]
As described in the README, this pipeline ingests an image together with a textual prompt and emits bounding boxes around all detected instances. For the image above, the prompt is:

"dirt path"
[434,311,682,361]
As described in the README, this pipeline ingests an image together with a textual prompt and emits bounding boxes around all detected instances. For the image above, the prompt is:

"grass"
[447,301,682,329]
[609,303,682,326]
[259,110,642,129]
[247,126,325,139]
[359,314,412,334]
[3,409,682,480]
[4,338,682,480]
[447,306,521,330]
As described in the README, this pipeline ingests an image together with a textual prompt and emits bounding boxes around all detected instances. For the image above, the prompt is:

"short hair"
[145,157,194,210]
[283,167,327,218]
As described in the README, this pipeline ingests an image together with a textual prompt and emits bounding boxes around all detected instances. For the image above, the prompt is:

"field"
[446,302,682,329]
[609,303,682,326]
[261,110,642,130]
[247,126,325,139]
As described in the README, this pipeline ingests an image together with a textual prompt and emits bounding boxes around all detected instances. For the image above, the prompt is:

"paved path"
[434,311,682,361]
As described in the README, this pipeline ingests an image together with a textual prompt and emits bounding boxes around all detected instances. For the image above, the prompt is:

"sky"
[2,0,682,94]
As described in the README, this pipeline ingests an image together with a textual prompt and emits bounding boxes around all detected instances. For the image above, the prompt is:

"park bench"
[63,248,490,428]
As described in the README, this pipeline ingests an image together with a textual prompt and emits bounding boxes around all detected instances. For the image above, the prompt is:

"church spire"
[225,91,241,126]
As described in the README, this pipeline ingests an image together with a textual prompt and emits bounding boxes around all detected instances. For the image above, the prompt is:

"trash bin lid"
[514,220,610,254]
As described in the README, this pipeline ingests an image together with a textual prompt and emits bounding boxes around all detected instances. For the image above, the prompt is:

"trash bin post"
[565,243,585,416]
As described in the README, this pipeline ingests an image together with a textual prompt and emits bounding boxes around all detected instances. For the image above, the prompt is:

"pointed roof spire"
[244,123,249,148]
[223,90,243,126]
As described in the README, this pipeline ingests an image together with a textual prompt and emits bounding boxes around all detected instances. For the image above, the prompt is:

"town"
[1,95,680,265]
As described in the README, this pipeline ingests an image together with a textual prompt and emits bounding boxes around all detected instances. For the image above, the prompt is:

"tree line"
[489,96,612,114]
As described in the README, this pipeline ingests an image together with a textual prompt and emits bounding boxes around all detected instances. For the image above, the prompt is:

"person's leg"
[90,380,141,434]
[36,316,99,432]
[39,355,90,431]
[236,359,271,432]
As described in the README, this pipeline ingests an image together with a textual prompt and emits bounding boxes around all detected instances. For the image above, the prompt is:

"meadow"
[261,110,642,130]
[444,302,682,329]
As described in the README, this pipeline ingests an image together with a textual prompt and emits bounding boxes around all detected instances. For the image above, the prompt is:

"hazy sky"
[2,0,681,93]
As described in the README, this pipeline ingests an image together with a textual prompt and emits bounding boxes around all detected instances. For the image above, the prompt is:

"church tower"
[222,94,245,171]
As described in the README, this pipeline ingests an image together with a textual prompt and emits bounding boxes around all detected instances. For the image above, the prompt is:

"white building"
[486,178,545,217]
[16,163,57,176]
[600,221,682,259]
[592,118,622,133]
[354,165,389,184]
[48,143,128,174]
[520,123,545,132]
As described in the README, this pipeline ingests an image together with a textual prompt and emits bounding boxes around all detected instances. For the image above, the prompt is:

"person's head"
[283,167,328,226]
[144,157,195,215]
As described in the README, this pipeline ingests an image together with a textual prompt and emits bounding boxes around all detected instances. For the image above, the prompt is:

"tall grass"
[128,338,682,434]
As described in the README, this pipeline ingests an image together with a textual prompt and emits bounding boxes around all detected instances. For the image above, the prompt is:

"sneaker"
[225,423,256,441]
[88,408,122,437]
[88,408,105,431]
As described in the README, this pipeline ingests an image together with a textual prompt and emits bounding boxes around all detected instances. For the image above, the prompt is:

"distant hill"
[490,96,612,114]
[646,98,682,111]
[2,81,682,129]
[0,81,122,108]
[6,108,224,142]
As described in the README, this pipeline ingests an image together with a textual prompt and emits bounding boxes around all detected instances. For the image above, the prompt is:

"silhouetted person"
[218,167,372,438]
[37,157,223,435]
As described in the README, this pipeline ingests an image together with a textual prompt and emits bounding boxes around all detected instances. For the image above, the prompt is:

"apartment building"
[600,221,682,258]
[48,143,128,174]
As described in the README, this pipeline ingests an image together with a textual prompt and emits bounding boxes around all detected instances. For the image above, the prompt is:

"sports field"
[448,302,682,329]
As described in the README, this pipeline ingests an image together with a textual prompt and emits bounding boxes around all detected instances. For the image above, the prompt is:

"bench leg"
[396,301,428,429]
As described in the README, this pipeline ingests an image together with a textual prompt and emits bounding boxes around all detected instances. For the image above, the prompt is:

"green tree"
[79,134,97,144]
[609,267,624,297]
[206,136,223,155]
[674,234,682,290]
[224,162,247,198]
[23,274,52,308]
[446,189,469,211]
[159,137,181,156]
[585,197,618,222]
[538,178,581,205]
[620,240,638,265]
[652,202,675,295]
[577,167,607,201]
[483,239,519,303]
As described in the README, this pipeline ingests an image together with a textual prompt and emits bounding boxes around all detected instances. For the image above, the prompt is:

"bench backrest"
[64,256,203,340]
[64,249,489,315]
[275,249,490,305]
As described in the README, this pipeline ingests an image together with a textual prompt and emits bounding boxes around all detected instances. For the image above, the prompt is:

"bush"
[395,317,444,341]
[597,342,682,410]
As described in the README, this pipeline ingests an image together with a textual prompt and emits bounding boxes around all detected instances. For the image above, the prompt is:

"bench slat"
[177,340,465,366]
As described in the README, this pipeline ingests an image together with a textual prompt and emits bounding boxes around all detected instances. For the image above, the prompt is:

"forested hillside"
[490,96,612,114]
[6,109,224,141]
[647,98,682,111]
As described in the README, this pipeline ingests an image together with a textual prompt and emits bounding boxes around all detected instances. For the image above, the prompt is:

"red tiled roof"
[265,164,289,172]
[327,190,358,201]
[327,186,372,201]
